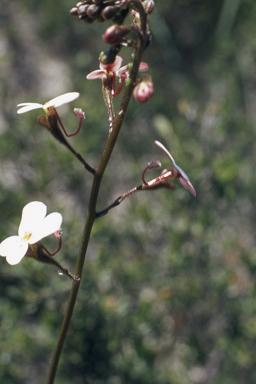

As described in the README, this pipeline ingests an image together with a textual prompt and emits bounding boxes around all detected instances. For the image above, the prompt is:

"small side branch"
[96,185,143,217]
[96,179,176,218]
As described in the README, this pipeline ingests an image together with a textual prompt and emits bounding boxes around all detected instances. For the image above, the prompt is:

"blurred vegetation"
[1,0,256,383]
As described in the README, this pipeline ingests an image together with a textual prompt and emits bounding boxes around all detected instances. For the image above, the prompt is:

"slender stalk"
[96,185,143,217]
[102,75,115,135]
[46,5,148,383]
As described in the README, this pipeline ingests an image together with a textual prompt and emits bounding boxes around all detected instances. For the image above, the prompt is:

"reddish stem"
[56,110,83,137]
[42,237,62,257]
[112,75,127,97]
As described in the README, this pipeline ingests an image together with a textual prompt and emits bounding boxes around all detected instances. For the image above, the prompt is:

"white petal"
[154,140,176,164]
[18,202,47,238]
[179,177,196,197]
[0,236,28,265]
[44,92,80,109]
[17,103,44,114]
[29,212,63,244]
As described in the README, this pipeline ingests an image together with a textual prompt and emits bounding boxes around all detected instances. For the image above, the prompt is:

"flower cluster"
[0,202,62,265]
[70,1,129,25]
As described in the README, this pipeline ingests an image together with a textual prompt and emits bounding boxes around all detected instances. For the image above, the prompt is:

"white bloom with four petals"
[0,201,63,265]
[17,92,80,115]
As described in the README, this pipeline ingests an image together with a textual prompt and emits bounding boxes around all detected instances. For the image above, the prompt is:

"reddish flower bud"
[69,7,79,17]
[101,6,118,21]
[133,76,154,103]
[54,230,62,239]
[87,4,101,19]
[103,25,132,45]
[77,4,89,16]
[143,0,155,14]
[74,108,85,121]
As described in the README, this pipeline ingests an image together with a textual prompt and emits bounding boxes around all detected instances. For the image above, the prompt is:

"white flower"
[17,92,80,114]
[0,202,63,265]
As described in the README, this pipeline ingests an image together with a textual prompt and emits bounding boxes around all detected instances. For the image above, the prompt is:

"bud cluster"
[70,1,129,25]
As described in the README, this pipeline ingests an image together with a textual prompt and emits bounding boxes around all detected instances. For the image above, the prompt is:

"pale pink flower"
[87,56,149,96]
[86,56,123,81]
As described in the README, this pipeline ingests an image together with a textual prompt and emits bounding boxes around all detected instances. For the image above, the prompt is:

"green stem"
[46,5,148,383]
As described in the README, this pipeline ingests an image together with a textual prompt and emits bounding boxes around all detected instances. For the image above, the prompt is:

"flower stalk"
[5,1,197,383]
[46,4,149,383]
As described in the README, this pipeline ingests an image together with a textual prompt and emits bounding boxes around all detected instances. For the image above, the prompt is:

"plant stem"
[46,5,148,383]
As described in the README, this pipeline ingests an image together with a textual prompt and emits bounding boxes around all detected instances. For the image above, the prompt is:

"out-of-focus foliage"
[1,0,256,383]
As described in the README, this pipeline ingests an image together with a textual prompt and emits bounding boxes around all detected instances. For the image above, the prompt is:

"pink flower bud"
[103,25,132,45]
[133,76,154,103]
[74,108,85,121]
[143,0,155,14]
[54,230,62,239]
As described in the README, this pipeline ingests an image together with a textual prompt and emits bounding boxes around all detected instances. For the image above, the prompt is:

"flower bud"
[87,4,101,19]
[53,230,62,239]
[101,6,118,21]
[69,7,79,17]
[77,4,90,16]
[103,25,132,45]
[143,0,155,14]
[133,75,154,103]
[100,47,119,65]
[74,108,86,121]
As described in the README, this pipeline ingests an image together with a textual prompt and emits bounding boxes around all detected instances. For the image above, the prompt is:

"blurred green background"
[1,0,256,383]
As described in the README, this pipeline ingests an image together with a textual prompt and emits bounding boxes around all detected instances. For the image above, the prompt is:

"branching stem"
[46,4,148,383]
